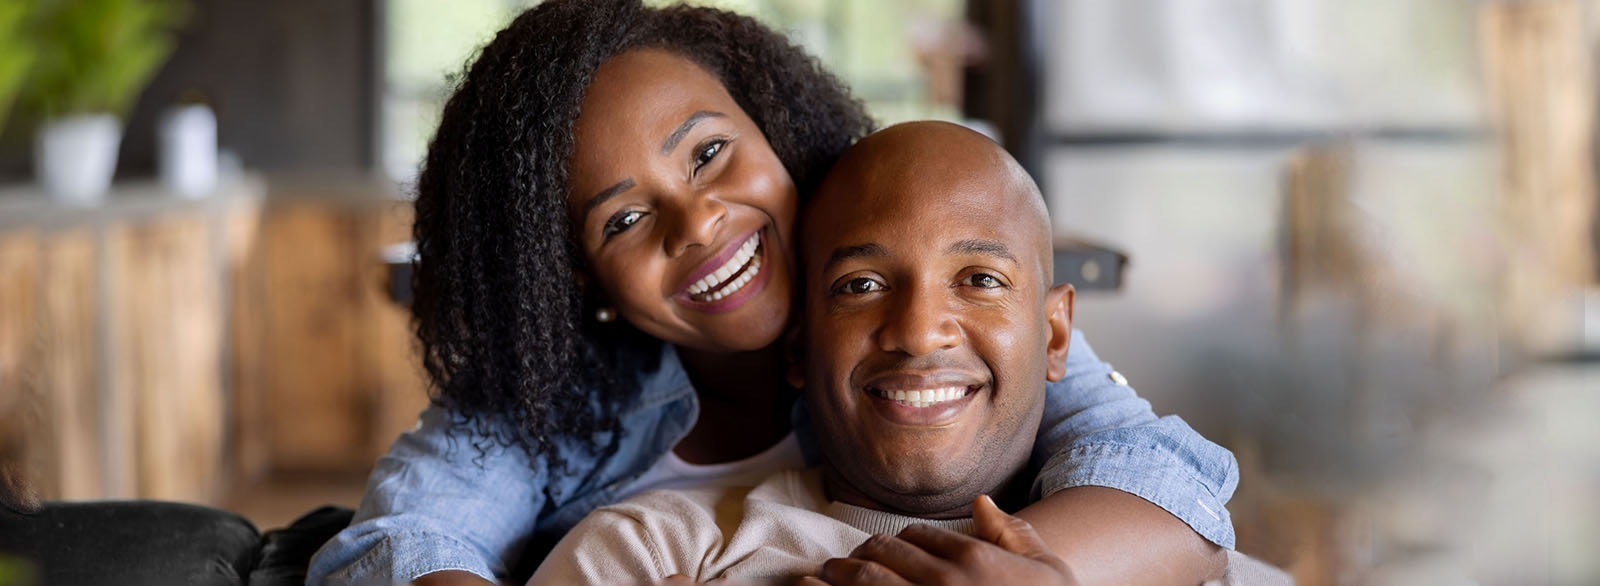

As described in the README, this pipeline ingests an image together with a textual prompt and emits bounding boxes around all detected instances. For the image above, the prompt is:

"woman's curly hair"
[412,0,873,469]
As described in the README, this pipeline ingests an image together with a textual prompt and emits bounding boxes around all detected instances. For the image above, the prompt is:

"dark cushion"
[248,505,354,586]
[0,500,259,586]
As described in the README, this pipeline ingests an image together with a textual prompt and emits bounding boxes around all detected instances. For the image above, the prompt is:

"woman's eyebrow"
[582,177,637,223]
[661,110,727,155]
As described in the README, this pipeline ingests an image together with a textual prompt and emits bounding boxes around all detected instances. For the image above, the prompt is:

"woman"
[310,1,1237,585]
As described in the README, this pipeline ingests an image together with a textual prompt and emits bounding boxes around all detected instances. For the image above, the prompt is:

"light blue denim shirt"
[308,330,1238,585]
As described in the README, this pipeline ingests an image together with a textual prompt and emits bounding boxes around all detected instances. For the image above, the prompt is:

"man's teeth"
[687,233,762,298]
[883,386,969,409]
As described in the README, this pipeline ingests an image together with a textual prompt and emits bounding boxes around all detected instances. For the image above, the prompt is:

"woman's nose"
[663,190,728,256]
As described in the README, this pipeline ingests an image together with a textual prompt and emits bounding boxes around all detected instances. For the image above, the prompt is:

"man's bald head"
[807,121,1054,284]
[793,121,1075,518]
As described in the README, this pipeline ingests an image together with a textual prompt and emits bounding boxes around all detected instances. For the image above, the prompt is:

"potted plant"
[0,0,36,137]
[25,0,186,204]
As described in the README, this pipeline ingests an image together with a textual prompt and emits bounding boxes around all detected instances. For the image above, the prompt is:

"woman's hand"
[816,495,1079,586]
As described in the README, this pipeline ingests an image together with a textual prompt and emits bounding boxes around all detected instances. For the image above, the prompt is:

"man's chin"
[864,474,983,519]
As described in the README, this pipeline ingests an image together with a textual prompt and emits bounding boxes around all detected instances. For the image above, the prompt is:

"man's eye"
[603,210,646,239]
[962,273,1004,288]
[693,139,727,173]
[833,277,885,295]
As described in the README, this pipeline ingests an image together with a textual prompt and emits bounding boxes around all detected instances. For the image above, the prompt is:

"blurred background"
[0,0,1595,584]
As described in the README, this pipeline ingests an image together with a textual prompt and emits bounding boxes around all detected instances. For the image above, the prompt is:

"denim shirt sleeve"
[1031,329,1240,549]
[307,405,548,585]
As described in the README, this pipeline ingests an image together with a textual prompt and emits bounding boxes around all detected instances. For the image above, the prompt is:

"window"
[379,0,965,185]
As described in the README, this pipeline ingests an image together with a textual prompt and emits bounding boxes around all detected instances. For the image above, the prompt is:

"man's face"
[793,122,1074,518]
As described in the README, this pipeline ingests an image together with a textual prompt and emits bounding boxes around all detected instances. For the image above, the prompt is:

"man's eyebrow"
[945,239,1018,264]
[580,177,636,223]
[823,243,888,272]
[661,111,727,155]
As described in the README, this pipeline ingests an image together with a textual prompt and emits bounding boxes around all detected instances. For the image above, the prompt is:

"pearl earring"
[595,307,615,323]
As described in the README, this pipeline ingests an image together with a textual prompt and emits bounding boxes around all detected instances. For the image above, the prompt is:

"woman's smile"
[676,226,773,312]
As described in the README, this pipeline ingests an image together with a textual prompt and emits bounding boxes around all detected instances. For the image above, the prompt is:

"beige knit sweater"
[527,468,1289,586]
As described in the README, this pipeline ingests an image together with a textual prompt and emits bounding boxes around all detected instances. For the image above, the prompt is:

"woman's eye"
[603,210,646,239]
[692,139,727,173]
[834,277,884,295]
[962,273,1004,288]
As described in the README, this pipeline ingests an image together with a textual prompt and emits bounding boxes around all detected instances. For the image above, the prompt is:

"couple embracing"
[311,2,1258,585]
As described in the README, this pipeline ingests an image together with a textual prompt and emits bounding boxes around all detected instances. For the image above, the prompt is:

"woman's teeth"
[687,232,762,301]
[877,386,970,409]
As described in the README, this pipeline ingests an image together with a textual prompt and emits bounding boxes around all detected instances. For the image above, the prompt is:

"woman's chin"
[680,316,787,353]
[675,303,789,353]
[669,274,793,353]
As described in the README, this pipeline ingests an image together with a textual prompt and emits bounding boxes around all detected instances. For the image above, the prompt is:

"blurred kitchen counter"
[0,174,428,507]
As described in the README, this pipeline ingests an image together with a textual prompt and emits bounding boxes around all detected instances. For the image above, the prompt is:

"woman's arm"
[1018,330,1237,585]
[1015,487,1225,585]
[308,406,549,586]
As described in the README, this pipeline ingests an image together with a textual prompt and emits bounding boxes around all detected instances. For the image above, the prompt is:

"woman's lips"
[676,227,772,313]
[678,227,763,295]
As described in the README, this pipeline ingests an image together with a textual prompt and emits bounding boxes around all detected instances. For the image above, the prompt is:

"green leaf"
[21,0,190,118]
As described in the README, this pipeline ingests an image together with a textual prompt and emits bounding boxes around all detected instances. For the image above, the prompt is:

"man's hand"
[817,495,1079,586]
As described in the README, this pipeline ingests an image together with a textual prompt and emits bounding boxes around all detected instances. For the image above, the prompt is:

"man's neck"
[820,463,1030,520]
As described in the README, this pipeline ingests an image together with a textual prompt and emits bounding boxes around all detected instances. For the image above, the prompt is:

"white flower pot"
[35,113,122,205]
[159,104,218,199]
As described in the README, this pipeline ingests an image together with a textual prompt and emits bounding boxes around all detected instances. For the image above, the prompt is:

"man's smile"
[859,371,989,426]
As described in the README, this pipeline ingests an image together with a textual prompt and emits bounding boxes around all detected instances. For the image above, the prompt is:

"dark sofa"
[0,501,351,586]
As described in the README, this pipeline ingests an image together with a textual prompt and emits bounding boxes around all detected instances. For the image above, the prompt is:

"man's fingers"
[847,533,952,583]
[972,494,1054,559]
[659,574,697,586]
[895,522,995,564]
[818,557,915,586]
[972,494,1010,544]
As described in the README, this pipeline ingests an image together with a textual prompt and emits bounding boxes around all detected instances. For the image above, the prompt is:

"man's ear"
[1044,282,1075,382]
[784,324,806,389]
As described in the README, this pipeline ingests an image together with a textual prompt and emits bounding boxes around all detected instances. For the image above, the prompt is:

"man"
[529,122,1283,586]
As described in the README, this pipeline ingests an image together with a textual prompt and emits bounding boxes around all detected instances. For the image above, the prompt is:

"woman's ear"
[574,272,610,320]
[784,325,806,389]
[1044,283,1075,382]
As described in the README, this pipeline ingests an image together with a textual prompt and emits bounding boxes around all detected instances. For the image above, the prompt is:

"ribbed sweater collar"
[823,501,977,537]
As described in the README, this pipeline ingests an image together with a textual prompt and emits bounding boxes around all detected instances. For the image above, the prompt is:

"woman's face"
[568,49,798,353]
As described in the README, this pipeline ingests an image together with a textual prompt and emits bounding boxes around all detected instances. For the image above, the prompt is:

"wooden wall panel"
[233,200,431,474]
[0,231,41,508]
[39,231,100,500]
[229,207,272,485]
[259,205,367,472]
[1481,0,1598,350]
[106,214,225,502]
[3,181,428,499]
[360,203,430,460]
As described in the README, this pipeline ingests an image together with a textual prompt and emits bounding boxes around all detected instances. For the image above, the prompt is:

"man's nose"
[877,286,961,356]
[663,189,728,256]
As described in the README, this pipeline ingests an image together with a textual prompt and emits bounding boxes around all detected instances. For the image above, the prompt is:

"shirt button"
[1109,371,1129,386]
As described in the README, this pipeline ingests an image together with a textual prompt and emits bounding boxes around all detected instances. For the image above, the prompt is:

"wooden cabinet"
[0,178,429,505]
[231,189,428,480]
